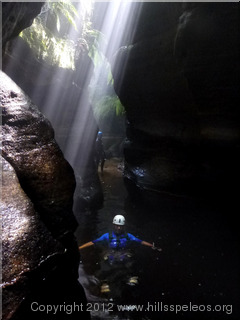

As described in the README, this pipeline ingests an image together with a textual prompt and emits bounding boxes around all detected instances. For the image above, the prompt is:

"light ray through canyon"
[3,0,143,175]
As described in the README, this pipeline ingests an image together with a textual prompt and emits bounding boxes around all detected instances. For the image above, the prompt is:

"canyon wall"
[112,2,239,209]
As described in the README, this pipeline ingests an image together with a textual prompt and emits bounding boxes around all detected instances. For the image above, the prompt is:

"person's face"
[113,224,125,235]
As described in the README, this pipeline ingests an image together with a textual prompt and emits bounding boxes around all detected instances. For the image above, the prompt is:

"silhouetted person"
[95,131,105,172]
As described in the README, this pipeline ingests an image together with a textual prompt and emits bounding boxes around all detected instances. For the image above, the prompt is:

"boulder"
[1,156,65,319]
[1,70,90,319]
[1,70,77,244]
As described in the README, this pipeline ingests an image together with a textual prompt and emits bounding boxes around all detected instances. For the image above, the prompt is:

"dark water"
[74,159,239,320]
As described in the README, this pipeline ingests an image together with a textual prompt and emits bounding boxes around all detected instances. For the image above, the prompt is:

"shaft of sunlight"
[64,1,142,169]
[3,0,142,175]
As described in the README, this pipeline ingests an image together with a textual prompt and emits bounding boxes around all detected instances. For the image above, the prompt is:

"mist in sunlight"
[3,0,142,174]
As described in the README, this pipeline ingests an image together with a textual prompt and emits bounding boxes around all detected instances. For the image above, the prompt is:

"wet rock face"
[2,13,102,213]
[2,157,64,283]
[1,71,90,319]
[112,3,239,203]
[1,157,65,319]
[1,71,77,243]
[1,4,90,319]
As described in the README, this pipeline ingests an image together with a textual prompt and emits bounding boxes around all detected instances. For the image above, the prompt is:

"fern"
[20,18,76,68]
[107,70,114,86]
[94,95,125,121]
[50,1,79,31]
[19,0,87,69]
[116,99,125,116]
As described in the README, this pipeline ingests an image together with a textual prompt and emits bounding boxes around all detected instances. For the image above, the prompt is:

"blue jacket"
[92,232,142,249]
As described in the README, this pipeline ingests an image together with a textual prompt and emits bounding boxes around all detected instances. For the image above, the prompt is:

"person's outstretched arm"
[79,233,108,250]
[141,240,153,247]
[141,241,162,251]
[79,241,95,250]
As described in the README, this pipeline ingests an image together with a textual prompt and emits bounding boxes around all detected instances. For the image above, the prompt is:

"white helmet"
[113,215,125,226]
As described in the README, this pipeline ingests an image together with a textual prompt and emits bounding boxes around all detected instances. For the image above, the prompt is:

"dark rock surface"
[1,156,64,319]
[1,71,90,320]
[2,2,44,51]
[1,70,77,244]
[112,2,239,207]
[3,33,102,213]
[3,39,103,210]
[1,3,94,319]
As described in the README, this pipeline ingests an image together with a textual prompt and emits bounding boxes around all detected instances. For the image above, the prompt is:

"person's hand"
[152,242,162,252]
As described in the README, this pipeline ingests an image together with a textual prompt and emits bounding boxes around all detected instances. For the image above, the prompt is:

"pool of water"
[74,158,239,320]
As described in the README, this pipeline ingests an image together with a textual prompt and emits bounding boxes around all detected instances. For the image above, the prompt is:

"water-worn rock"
[1,70,78,244]
[1,71,90,320]
[1,156,65,319]
[112,4,199,196]
[1,4,91,318]
[112,2,239,204]
[3,30,102,213]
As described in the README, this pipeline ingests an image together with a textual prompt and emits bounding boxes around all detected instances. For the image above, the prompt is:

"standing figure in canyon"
[95,131,106,172]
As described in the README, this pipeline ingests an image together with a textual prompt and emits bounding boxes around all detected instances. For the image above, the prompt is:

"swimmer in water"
[79,215,161,295]
[79,214,162,251]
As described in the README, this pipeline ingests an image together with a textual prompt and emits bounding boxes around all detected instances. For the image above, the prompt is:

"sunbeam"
[2,2,239,320]
[64,1,143,168]
[2,0,143,176]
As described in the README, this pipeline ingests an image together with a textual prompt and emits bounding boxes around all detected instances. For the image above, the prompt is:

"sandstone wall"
[112,2,239,206]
